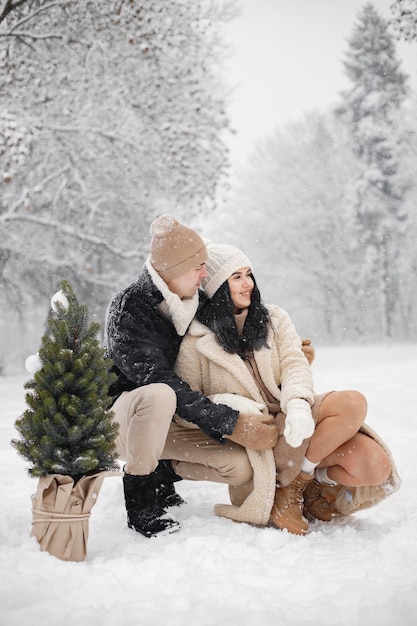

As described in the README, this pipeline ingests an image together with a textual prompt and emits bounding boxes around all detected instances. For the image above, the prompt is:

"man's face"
[167,263,208,299]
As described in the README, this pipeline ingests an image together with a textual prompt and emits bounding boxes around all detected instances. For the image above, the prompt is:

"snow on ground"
[1,344,416,626]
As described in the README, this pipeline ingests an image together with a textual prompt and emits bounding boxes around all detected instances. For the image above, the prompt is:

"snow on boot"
[270,471,313,536]
[156,482,185,508]
[303,479,334,522]
[123,472,180,538]
[154,460,186,508]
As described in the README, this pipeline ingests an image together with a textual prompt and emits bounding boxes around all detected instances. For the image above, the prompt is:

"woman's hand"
[283,399,314,447]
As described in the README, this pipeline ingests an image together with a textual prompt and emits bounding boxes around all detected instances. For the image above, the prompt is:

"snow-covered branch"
[1,212,142,260]
[0,0,20,23]
[0,29,62,39]
[32,124,142,152]
[1,0,60,30]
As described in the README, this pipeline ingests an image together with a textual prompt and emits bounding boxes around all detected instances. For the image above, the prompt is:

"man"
[105,215,278,538]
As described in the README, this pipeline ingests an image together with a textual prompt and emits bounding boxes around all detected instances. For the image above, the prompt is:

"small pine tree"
[12,280,119,482]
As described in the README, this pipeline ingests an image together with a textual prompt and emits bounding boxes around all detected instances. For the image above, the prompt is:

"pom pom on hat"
[202,241,252,298]
[150,214,207,282]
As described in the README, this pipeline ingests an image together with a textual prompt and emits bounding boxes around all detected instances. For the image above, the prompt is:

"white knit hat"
[202,241,252,298]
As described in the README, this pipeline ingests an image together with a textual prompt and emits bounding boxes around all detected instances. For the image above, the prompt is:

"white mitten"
[210,393,265,415]
[283,398,314,447]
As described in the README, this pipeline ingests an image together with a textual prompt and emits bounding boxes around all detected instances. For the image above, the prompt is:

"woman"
[174,242,400,535]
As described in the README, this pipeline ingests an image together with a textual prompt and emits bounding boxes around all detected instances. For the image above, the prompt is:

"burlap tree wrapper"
[31,471,122,562]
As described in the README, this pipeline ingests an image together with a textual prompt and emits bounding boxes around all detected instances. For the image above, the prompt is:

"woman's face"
[227,266,254,313]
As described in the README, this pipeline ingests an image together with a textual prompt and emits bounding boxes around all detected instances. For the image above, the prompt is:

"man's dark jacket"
[104,267,238,442]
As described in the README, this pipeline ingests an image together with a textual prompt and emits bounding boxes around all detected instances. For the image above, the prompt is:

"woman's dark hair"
[197,273,270,358]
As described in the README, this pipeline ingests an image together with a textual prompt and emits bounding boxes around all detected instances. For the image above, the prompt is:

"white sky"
[224,0,417,164]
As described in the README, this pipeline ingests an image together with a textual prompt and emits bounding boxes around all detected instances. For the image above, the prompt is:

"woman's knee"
[359,436,392,484]
[347,390,367,414]
[321,390,367,428]
[339,433,392,485]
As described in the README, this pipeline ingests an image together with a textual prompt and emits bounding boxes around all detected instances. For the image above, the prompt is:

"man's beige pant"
[111,383,252,486]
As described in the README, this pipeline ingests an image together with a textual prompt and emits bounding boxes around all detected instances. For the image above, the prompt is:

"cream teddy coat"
[175,304,314,412]
[175,304,401,526]
[175,304,314,525]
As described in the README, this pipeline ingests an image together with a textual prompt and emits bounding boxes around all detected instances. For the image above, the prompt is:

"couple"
[104,214,399,538]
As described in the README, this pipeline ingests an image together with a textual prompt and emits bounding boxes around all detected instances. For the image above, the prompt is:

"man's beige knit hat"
[149,214,207,282]
[202,241,252,298]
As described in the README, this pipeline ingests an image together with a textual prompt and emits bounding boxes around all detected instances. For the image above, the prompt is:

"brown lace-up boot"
[270,471,314,536]
[303,479,334,522]
[304,480,345,521]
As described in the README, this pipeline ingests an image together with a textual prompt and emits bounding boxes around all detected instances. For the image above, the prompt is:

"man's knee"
[131,383,177,419]
[219,444,253,486]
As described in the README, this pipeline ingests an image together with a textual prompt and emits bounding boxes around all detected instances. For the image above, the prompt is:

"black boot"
[154,460,186,508]
[123,472,180,538]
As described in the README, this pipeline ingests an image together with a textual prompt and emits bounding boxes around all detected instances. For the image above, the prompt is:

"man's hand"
[283,399,314,447]
[225,413,279,450]
[301,338,315,365]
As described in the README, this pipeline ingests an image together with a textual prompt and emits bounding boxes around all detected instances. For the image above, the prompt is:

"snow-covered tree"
[203,113,364,342]
[0,111,32,185]
[1,1,235,215]
[201,3,416,343]
[337,2,410,338]
[390,0,417,40]
[0,0,237,367]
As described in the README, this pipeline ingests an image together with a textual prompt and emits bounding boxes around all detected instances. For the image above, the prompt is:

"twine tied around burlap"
[31,470,123,562]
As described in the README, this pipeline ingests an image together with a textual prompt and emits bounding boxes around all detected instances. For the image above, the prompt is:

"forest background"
[1,0,417,373]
